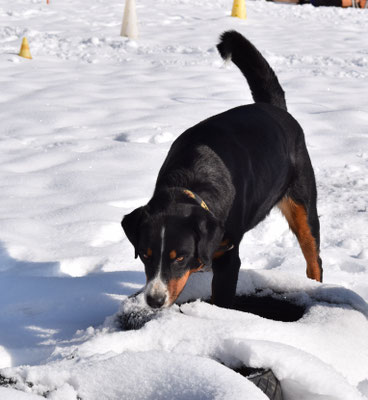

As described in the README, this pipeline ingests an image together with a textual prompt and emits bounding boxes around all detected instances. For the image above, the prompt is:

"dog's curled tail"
[217,30,287,111]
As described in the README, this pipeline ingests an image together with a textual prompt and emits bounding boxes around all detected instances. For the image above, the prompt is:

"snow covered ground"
[0,0,368,398]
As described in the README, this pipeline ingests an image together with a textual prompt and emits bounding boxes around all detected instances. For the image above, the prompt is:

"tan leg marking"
[213,239,231,260]
[278,197,322,282]
[213,251,225,260]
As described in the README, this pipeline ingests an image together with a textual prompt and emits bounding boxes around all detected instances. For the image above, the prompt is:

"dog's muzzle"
[144,278,169,309]
[146,293,166,309]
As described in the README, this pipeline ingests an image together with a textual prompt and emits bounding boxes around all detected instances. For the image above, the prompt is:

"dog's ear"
[194,211,224,266]
[121,206,147,258]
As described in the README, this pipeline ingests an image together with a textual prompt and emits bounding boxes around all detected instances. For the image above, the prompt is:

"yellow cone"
[19,37,32,59]
[231,0,247,19]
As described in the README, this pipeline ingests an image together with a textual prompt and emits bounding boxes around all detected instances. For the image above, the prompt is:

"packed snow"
[0,0,368,399]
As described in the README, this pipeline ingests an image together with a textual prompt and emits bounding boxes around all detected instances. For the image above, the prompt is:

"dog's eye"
[176,256,184,262]
[143,254,150,259]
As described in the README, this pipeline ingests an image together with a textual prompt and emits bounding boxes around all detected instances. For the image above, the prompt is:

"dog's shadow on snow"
[0,242,145,366]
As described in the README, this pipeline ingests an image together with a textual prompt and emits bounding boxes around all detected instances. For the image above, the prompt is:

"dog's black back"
[155,103,304,239]
[122,31,322,309]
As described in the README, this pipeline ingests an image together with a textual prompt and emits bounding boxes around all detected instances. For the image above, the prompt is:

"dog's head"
[122,205,224,309]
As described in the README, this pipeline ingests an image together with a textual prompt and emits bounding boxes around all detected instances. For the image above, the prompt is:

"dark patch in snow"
[115,291,160,330]
[231,294,306,322]
[0,374,17,387]
[235,367,284,400]
[115,133,129,142]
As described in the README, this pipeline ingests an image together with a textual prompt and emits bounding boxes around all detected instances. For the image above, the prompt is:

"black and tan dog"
[122,31,322,309]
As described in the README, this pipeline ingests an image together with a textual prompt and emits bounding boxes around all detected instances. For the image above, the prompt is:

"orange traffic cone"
[19,37,32,59]
[231,0,247,19]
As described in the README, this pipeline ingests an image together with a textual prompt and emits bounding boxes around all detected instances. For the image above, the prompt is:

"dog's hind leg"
[278,196,322,282]
[211,245,241,308]
[278,142,323,282]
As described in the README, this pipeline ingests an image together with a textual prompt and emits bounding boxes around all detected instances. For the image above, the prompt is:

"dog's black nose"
[146,294,166,309]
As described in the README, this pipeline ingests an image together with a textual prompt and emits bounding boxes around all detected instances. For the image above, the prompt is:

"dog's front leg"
[211,246,240,308]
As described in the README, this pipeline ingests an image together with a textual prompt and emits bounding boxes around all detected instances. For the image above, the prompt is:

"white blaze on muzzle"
[144,226,171,307]
[144,277,168,302]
